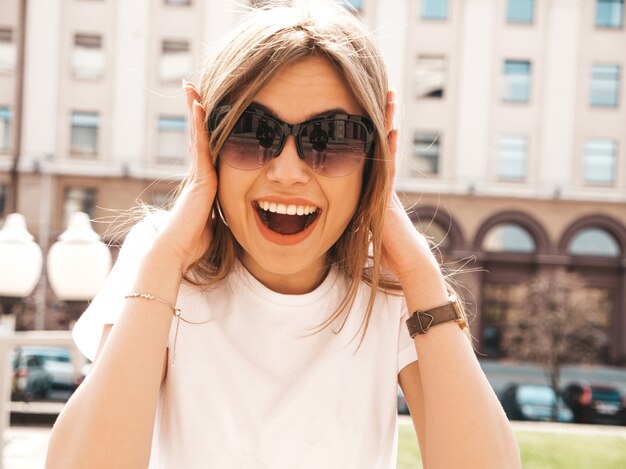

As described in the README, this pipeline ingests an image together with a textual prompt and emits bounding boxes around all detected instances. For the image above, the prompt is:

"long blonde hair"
[171,0,472,348]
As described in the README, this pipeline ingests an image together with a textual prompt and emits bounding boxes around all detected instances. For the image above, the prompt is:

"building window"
[584,139,617,184]
[421,0,448,20]
[412,131,440,175]
[343,0,363,10]
[507,0,534,23]
[160,40,191,84]
[482,283,526,358]
[70,112,99,156]
[72,33,104,80]
[590,64,620,107]
[0,29,15,74]
[503,60,531,102]
[569,227,621,257]
[0,107,10,152]
[415,56,446,98]
[596,0,624,28]
[62,187,97,229]
[157,116,187,160]
[497,136,527,181]
[483,223,536,253]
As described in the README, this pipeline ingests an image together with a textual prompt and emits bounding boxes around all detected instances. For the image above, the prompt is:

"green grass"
[397,424,626,469]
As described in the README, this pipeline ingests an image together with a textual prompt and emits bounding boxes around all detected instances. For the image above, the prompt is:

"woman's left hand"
[380,91,441,282]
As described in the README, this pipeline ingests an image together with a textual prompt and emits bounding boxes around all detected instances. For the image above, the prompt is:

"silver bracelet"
[125,292,181,317]
[125,292,182,367]
[125,292,213,368]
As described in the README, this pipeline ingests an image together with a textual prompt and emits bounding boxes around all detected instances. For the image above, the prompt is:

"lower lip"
[252,205,321,246]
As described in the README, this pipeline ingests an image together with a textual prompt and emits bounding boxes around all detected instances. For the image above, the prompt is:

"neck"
[240,254,330,294]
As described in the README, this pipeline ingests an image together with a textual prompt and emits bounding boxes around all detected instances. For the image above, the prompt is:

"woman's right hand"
[153,80,218,273]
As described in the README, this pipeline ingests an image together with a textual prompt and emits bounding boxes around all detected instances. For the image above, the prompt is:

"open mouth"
[253,200,321,236]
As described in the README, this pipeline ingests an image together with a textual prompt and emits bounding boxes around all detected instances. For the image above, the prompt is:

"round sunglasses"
[208,104,376,177]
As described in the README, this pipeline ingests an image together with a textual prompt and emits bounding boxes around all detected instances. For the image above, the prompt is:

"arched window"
[568,228,621,257]
[482,223,535,253]
[413,220,450,249]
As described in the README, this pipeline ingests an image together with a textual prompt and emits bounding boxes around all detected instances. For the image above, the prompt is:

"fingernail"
[193,99,204,114]
[182,78,187,90]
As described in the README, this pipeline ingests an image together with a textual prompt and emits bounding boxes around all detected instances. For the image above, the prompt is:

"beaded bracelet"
[125,292,181,316]
[125,292,214,367]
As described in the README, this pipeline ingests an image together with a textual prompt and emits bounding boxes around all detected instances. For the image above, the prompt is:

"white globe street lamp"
[0,213,44,332]
[47,212,112,328]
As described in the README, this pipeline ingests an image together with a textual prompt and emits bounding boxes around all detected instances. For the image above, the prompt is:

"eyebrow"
[250,101,350,122]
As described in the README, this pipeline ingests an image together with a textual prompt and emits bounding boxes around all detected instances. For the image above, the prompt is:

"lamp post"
[47,212,112,330]
[0,214,43,333]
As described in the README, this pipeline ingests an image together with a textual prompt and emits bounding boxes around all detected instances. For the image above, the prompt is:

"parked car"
[562,381,626,425]
[75,361,93,387]
[12,346,80,401]
[499,383,574,423]
[11,352,52,402]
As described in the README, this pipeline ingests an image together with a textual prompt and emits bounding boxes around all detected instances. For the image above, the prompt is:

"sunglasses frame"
[208,104,377,175]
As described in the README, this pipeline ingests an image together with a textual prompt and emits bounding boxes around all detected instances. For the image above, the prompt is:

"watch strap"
[406,296,464,338]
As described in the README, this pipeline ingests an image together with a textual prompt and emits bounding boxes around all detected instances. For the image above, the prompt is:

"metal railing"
[0,330,88,469]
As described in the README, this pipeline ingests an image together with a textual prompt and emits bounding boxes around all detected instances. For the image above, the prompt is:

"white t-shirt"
[72,213,418,469]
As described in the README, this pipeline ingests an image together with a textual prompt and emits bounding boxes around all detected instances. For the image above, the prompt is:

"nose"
[265,135,311,185]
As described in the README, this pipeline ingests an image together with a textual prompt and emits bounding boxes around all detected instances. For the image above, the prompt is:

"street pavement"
[4,425,51,469]
[479,359,626,397]
[399,415,626,438]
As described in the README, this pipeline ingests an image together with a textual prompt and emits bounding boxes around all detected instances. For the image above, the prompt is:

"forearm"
[400,267,521,469]
[46,244,182,469]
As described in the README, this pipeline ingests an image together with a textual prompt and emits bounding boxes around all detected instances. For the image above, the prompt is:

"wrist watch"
[406,295,466,338]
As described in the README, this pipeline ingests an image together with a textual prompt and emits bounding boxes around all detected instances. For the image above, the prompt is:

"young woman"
[46,2,521,468]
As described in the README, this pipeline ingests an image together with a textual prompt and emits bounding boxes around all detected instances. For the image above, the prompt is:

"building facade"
[1,0,625,363]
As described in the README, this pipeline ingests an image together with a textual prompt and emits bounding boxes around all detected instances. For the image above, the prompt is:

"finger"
[387,129,398,181]
[184,80,200,142]
[186,80,201,95]
[192,99,213,180]
[385,89,396,134]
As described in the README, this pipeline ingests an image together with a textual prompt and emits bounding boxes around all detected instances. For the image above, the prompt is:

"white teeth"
[257,201,318,215]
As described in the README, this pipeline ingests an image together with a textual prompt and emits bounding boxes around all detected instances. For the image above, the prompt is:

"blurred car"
[11,352,52,402]
[75,361,93,387]
[398,386,409,415]
[499,383,574,423]
[12,346,80,401]
[562,381,626,425]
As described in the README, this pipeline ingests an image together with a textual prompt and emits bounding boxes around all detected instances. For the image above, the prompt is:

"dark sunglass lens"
[256,119,276,149]
[301,120,367,177]
[220,112,281,170]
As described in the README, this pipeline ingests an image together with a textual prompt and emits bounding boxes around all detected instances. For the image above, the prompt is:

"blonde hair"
[166,0,472,348]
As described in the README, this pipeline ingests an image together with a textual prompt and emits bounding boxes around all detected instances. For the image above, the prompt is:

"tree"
[501,268,610,421]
